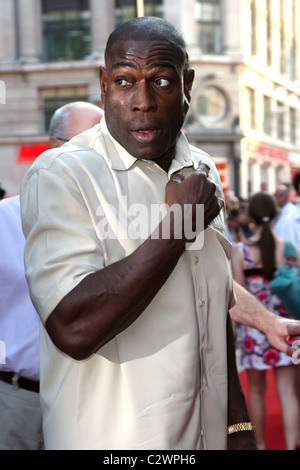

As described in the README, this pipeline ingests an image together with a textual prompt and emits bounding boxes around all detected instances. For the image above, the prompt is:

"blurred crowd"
[225,180,300,248]
[225,177,300,450]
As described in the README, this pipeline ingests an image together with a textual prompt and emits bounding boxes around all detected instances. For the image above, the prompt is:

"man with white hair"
[49,101,104,148]
[273,183,296,239]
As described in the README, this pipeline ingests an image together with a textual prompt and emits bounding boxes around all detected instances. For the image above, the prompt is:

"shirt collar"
[100,117,195,176]
[167,132,196,179]
[100,117,137,170]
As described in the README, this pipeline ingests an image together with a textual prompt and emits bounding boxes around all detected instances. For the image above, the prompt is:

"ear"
[184,68,195,107]
[49,136,61,149]
[99,66,108,105]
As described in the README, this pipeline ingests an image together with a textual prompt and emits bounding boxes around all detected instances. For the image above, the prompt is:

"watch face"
[195,85,228,125]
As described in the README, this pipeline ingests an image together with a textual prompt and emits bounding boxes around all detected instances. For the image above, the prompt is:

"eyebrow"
[112,61,136,70]
[112,61,176,71]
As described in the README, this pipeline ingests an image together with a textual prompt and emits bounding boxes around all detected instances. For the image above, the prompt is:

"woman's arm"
[230,243,300,356]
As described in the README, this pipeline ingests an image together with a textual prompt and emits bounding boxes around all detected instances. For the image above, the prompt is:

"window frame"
[195,0,223,55]
[42,0,91,62]
[115,0,163,26]
[39,86,89,133]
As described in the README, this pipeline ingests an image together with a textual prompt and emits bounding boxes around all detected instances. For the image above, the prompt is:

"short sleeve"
[21,167,104,323]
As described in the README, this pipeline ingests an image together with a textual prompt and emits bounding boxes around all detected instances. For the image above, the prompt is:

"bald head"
[105,16,190,71]
[49,101,104,149]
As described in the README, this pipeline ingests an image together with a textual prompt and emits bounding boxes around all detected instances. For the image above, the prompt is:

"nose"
[132,80,156,112]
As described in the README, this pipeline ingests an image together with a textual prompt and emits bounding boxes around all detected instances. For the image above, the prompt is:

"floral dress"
[237,242,293,370]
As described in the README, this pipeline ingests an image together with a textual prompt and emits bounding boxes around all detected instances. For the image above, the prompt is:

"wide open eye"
[115,77,131,87]
[155,77,170,88]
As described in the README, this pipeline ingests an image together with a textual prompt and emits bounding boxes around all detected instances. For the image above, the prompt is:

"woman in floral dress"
[232,192,300,450]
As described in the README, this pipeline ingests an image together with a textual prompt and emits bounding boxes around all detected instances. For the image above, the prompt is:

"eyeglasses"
[55,137,69,142]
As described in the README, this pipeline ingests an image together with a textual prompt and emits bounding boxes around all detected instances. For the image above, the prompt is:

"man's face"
[100,39,194,167]
[274,186,289,208]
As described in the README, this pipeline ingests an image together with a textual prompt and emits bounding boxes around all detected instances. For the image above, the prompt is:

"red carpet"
[239,369,285,450]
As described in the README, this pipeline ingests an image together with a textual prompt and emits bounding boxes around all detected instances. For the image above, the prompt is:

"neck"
[152,149,175,173]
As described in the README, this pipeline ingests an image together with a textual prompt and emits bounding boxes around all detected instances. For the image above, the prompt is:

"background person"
[0,101,103,450]
[49,101,104,149]
[272,172,300,448]
[279,172,300,250]
[232,192,300,450]
[273,183,296,239]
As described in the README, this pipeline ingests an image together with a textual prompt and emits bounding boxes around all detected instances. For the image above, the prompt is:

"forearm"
[46,212,186,360]
[226,313,257,450]
[230,280,298,357]
[227,312,250,424]
[230,280,275,331]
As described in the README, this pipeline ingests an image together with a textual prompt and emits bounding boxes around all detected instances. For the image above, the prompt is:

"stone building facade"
[0,0,299,197]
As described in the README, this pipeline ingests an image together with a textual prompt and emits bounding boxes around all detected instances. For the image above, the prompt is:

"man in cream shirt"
[21,17,255,450]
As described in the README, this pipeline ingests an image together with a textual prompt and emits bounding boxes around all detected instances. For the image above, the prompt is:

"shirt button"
[195,256,200,263]
[200,299,205,307]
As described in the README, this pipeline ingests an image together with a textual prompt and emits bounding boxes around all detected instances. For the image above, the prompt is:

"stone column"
[240,157,249,198]
[222,0,243,59]
[267,164,276,193]
[17,0,41,63]
[90,0,115,61]
[0,0,16,63]
[252,162,261,193]
[164,0,198,49]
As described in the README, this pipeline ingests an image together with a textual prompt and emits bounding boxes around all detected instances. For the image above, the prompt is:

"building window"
[247,162,253,195]
[276,102,285,140]
[289,0,296,80]
[39,86,88,132]
[42,0,91,62]
[246,87,256,129]
[290,108,296,144]
[250,0,257,57]
[260,165,268,191]
[263,95,272,135]
[115,0,163,26]
[275,166,283,184]
[279,0,285,74]
[266,0,272,66]
[195,0,222,55]
[195,85,228,126]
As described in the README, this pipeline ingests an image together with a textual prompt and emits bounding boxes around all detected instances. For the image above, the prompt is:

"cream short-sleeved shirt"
[20,118,235,450]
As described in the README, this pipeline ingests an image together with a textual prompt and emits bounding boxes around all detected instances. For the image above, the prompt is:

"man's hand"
[263,316,300,357]
[165,161,222,237]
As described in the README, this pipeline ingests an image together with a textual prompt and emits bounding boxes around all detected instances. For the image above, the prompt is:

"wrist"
[227,422,255,435]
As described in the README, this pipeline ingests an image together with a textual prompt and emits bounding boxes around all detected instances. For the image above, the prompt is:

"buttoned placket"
[190,251,207,450]
[139,159,209,449]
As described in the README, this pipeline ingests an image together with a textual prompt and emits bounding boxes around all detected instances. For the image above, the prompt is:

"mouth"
[130,125,160,144]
